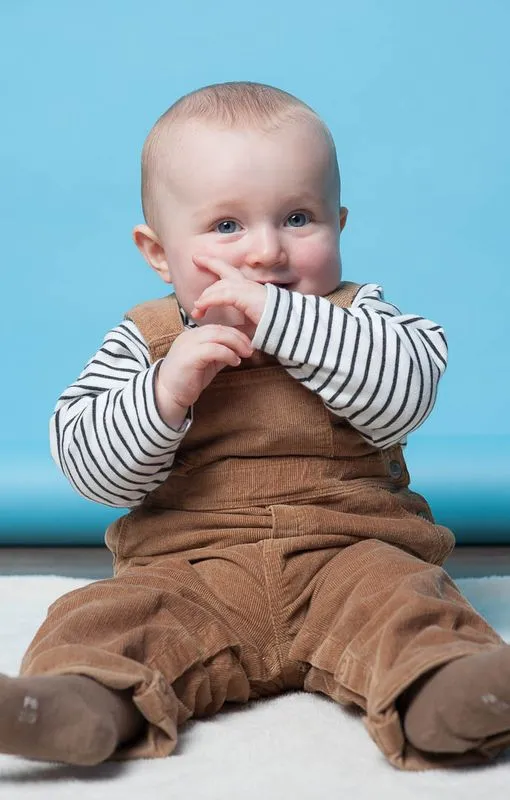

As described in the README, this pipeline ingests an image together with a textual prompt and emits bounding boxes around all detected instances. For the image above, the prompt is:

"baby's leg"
[293,538,510,769]
[1,552,260,765]
[0,674,143,765]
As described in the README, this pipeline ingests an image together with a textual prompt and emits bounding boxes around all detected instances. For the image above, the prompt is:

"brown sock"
[0,673,144,765]
[402,645,510,754]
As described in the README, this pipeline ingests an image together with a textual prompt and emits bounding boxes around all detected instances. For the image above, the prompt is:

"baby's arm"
[50,320,190,507]
[51,319,253,507]
[251,283,447,448]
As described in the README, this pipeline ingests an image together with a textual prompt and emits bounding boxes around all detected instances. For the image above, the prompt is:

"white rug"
[1,575,510,799]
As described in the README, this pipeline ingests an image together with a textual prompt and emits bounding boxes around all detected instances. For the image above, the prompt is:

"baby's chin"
[197,306,247,328]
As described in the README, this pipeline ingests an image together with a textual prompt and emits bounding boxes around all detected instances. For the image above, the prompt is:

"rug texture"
[1,574,509,798]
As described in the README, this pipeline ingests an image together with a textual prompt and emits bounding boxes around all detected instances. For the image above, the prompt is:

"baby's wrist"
[154,371,190,431]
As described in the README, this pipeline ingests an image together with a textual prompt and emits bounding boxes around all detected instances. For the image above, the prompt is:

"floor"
[1,546,510,580]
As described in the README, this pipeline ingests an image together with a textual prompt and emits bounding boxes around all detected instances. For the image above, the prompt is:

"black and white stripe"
[252,283,447,447]
[50,321,190,508]
[50,283,447,508]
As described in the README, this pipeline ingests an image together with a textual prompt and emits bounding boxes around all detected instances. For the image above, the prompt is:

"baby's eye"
[286,212,310,228]
[215,220,241,234]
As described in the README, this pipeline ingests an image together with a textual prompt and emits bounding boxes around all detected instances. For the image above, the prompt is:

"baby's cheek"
[187,270,217,302]
[294,239,338,276]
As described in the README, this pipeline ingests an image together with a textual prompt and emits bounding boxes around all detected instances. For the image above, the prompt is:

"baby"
[1,81,510,771]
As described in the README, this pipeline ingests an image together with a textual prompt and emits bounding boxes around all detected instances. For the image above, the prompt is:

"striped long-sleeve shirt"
[50,283,447,508]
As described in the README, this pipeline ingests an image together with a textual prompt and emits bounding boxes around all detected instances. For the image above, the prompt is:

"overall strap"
[326,280,361,308]
[125,293,182,364]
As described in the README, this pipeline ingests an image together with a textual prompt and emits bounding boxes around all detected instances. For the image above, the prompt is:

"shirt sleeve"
[49,320,191,508]
[251,283,448,448]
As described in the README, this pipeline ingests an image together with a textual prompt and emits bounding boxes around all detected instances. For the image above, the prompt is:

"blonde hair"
[141,81,340,228]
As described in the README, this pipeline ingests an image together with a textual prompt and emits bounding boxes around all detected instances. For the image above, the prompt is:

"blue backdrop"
[1,1,509,543]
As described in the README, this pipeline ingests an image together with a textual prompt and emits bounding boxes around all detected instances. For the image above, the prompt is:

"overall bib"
[21,283,509,770]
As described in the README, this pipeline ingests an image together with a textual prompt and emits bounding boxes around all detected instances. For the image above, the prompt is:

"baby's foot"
[0,673,142,765]
[402,645,510,753]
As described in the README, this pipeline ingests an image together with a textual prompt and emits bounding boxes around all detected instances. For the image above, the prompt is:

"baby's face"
[150,117,345,325]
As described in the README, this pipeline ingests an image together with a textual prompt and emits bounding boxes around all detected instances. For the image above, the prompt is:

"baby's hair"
[141,81,340,229]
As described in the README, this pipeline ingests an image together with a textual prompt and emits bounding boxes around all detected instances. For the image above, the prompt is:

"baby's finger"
[193,282,247,314]
[199,342,243,368]
[199,324,254,357]
[193,255,243,282]
[215,327,254,358]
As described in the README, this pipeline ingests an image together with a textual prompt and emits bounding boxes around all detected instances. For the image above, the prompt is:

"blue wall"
[1,1,509,542]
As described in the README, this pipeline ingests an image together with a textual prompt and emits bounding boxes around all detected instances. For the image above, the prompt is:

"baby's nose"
[244,231,286,269]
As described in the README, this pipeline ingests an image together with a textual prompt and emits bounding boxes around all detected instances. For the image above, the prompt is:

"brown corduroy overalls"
[21,283,509,770]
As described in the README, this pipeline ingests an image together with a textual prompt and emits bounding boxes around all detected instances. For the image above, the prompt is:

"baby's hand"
[191,256,267,338]
[155,324,254,429]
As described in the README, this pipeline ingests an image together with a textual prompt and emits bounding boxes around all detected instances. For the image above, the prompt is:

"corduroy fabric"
[21,283,510,770]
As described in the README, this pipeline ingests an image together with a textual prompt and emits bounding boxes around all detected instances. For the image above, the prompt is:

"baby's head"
[133,82,348,324]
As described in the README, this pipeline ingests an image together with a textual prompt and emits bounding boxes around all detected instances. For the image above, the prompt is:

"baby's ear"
[339,206,348,232]
[132,224,172,283]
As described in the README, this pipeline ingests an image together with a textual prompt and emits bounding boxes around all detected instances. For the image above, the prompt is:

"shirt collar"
[178,305,198,329]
